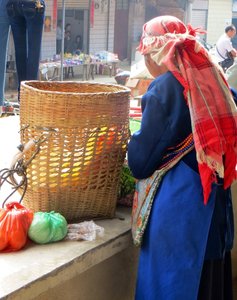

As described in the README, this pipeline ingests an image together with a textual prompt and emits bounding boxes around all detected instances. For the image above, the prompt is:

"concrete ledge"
[36,245,138,300]
[0,207,135,300]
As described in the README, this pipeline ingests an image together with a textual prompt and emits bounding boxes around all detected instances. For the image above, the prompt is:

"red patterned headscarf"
[138,15,237,204]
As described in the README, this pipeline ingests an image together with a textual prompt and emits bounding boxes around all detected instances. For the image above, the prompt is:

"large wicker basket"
[19,81,130,221]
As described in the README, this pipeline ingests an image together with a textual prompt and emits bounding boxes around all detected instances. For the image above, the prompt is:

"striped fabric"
[138,16,237,204]
[132,135,194,246]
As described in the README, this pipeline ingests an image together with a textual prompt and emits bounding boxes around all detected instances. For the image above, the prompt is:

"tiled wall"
[89,0,115,54]
[207,0,233,45]
[41,1,56,60]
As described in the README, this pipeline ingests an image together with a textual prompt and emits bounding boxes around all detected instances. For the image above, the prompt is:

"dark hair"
[65,23,71,30]
[225,25,236,33]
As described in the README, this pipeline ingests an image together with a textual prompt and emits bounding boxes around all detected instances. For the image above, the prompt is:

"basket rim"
[21,80,131,96]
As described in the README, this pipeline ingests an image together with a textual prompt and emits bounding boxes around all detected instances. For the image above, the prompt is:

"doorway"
[57,9,89,53]
[114,0,129,60]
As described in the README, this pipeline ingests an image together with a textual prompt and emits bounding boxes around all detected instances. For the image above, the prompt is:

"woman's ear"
[144,54,153,68]
[144,54,168,78]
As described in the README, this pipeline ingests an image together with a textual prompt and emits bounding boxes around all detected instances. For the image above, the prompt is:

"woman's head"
[138,15,188,55]
[143,15,186,36]
[138,16,192,76]
[138,15,208,76]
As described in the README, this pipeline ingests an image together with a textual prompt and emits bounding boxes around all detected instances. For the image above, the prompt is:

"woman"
[64,31,73,54]
[73,35,83,55]
[128,16,237,300]
[56,20,62,54]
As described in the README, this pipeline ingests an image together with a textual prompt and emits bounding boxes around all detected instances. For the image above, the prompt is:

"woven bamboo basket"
[19,81,130,221]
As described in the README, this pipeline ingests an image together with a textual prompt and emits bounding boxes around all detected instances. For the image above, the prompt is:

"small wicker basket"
[19,81,130,221]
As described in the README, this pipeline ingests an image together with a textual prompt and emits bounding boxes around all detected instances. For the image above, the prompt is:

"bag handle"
[0,126,55,208]
[216,45,233,61]
[0,166,27,207]
[0,139,38,207]
[0,137,47,208]
[216,45,226,60]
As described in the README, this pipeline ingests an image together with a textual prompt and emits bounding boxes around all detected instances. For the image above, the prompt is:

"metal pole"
[185,0,194,24]
[106,0,110,51]
[60,0,66,81]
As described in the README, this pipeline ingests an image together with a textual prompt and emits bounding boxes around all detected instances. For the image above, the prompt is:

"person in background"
[128,15,237,300]
[73,35,83,55]
[215,25,237,72]
[65,23,71,35]
[6,0,45,102]
[56,20,62,54]
[64,30,73,54]
[0,0,11,115]
[226,62,237,90]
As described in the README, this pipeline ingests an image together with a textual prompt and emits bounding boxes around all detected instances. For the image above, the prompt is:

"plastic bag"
[28,211,68,244]
[0,202,33,252]
[65,221,104,241]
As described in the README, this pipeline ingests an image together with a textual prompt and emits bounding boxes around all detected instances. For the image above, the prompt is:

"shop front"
[4,0,190,90]
[40,0,116,59]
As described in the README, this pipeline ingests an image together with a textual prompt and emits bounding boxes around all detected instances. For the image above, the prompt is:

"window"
[233,0,237,12]
[116,0,129,10]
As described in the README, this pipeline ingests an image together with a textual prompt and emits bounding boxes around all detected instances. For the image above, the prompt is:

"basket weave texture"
[19,81,130,221]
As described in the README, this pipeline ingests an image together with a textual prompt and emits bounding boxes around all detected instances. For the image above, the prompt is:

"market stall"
[39,51,120,81]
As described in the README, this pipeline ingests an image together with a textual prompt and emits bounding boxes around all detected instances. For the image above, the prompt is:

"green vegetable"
[28,211,68,244]
[118,164,136,199]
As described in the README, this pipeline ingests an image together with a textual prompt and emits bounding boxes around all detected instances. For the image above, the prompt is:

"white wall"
[57,0,88,9]
[41,1,57,60]
[192,0,208,10]
[191,0,208,32]
[89,0,115,54]
[206,0,233,45]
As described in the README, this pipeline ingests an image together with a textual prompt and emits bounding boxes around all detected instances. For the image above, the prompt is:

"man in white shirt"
[215,25,237,71]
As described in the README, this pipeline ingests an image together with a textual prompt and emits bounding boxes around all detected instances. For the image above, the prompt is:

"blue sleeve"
[230,87,237,106]
[127,72,192,179]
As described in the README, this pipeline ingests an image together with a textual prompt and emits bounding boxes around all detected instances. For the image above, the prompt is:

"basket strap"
[0,138,44,207]
[10,139,36,170]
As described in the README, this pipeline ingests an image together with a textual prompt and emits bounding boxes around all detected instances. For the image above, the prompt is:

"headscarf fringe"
[139,16,237,203]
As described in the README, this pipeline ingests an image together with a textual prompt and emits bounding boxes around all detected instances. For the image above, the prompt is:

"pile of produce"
[118,164,136,207]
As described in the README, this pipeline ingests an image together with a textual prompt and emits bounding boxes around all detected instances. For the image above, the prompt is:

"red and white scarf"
[138,16,237,204]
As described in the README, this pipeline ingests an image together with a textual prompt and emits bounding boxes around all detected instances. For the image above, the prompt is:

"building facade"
[191,0,236,48]
[39,0,189,61]
[6,0,197,68]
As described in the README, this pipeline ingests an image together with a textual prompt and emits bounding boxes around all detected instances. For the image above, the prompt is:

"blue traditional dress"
[128,72,234,300]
